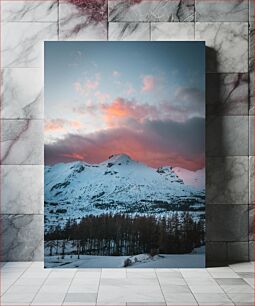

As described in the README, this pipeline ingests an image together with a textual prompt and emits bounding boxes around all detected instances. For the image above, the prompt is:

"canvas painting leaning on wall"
[44,41,205,268]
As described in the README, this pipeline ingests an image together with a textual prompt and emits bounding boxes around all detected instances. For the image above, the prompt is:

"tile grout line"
[95,268,102,305]
[154,268,167,306]
[61,268,78,305]
[29,267,54,305]
[178,269,199,306]
[1,262,33,296]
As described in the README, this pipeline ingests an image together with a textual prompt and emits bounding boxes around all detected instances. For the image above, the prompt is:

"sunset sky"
[45,42,205,188]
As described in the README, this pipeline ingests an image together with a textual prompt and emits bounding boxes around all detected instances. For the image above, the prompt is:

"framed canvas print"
[44,41,205,268]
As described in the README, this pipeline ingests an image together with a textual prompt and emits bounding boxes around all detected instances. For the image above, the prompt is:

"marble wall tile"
[1,0,58,22]
[1,22,58,68]
[207,156,248,205]
[1,165,43,214]
[109,22,150,40]
[227,242,249,263]
[248,205,254,241]
[196,0,248,22]
[249,116,254,155]
[0,215,43,261]
[1,68,43,119]
[206,116,248,156]
[249,25,254,114]
[249,241,254,261]
[206,242,227,266]
[206,205,249,241]
[195,22,248,73]
[249,156,254,205]
[206,73,248,116]
[59,1,107,40]
[108,0,195,22]
[151,22,194,40]
[0,120,43,165]
[250,0,254,22]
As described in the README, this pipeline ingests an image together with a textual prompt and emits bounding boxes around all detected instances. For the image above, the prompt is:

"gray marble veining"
[206,205,249,242]
[249,116,254,155]
[0,119,43,165]
[1,0,58,22]
[109,22,150,40]
[195,22,248,73]
[248,204,254,241]
[207,156,248,205]
[0,215,43,261]
[206,116,248,156]
[1,165,43,214]
[1,22,58,68]
[249,156,254,205]
[249,25,254,114]
[59,1,107,40]
[196,0,248,22]
[151,22,194,40]
[108,0,194,22]
[1,68,43,119]
[206,73,248,116]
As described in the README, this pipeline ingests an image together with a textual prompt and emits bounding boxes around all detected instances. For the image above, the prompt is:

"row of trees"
[45,213,205,257]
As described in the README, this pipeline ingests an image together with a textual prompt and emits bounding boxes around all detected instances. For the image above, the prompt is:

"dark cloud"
[45,117,205,170]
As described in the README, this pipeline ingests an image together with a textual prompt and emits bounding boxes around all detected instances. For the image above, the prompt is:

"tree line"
[45,213,205,257]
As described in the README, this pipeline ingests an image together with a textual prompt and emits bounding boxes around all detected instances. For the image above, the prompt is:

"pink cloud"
[142,75,156,92]
[45,117,205,171]
[45,119,83,132]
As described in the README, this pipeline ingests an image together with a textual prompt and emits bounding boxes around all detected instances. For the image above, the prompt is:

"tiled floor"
[0,262,254,305]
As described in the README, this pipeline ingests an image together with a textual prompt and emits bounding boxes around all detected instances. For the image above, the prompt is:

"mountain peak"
[108,153,132,164]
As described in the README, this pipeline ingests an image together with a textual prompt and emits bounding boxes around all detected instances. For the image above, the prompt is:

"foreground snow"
[45,247,205,268]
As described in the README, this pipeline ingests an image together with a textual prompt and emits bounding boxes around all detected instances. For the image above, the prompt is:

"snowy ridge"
[44,154,205,230]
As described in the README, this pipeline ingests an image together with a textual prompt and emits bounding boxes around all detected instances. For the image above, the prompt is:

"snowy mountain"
[44,154,205,231]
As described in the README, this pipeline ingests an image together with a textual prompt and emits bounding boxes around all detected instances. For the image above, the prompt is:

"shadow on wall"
[205,46,230,267]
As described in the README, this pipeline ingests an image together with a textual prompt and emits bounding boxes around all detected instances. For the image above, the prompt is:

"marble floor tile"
[206,115,248,156]
[101,268,126,278]
[59,1,107,40]
[195,22,248,73]
[31,291,66,305]
[206,73,249,116]
[1,22,58,68]
[207,156,248,204]
[207,267,240,278]
[196,0,248,22]
[1,0,58,22]
[193,292,234,305]
[68,278,99,293]
[0,119,43,165]
[1,68,43,119]
[109,22,150,40]
[230,262,254,272]
[151,22,194,40]
[108,0,195,22]
[64,292,97,303]
[162,292,198,305]
[1,165,43,214]
[0,215,43,261]
[227,292,254,305]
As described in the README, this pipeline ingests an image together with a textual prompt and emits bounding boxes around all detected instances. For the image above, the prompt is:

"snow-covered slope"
[44,154,205,230]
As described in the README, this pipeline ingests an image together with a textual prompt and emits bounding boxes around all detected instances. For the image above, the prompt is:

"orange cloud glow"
[45,119,83,132]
